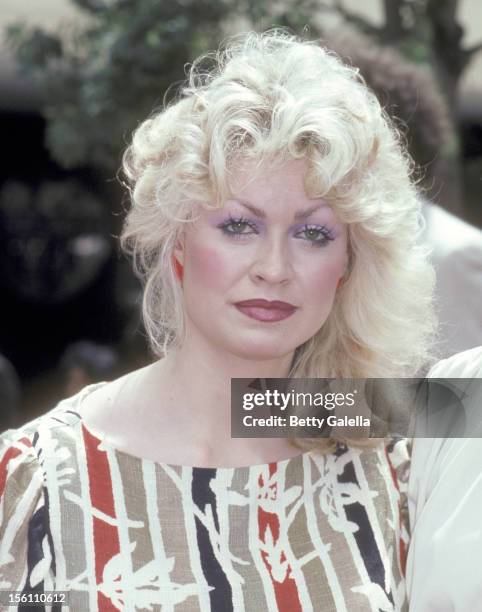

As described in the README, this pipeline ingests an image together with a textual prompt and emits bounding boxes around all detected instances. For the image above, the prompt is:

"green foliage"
[6,0,473,185]
[7,23,63,69]
[5,0,324,176]
[6,0,233,174]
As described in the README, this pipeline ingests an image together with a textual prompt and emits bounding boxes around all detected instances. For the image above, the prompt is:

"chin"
[226,338,297,362]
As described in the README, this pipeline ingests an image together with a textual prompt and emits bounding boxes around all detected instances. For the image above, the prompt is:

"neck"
[151,330,295,445]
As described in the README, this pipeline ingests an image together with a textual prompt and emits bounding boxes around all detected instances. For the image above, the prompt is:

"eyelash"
[218,215,335,247]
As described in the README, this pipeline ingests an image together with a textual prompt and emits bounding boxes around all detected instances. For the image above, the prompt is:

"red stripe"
[0,437,32,498]
[257,463,302,611]
[399,536,407,577]
[83,425,121,611]
[385,445,407,576]
[385,445,400,491]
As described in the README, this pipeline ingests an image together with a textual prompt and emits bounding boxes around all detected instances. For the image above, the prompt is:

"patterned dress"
[0,383,410,611]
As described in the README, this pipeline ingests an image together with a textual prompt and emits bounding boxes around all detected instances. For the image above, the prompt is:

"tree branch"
[381,0,406,40]
[331,0,382,36]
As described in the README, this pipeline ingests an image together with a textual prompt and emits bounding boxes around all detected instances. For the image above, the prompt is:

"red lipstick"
[234,299,297,322]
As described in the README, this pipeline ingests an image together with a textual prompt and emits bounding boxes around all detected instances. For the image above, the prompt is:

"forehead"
[229,158,311,203]
[223,157,341,225]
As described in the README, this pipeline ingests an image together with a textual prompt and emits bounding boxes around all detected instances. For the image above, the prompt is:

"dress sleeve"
[406,346,482,611]
[0,430,56,606]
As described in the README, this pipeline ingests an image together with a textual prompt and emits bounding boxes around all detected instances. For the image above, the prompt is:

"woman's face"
[174,158,348,361]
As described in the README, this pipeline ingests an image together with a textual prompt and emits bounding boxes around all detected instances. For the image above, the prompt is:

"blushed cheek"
[187,241,231,291]
[310,259,345,302]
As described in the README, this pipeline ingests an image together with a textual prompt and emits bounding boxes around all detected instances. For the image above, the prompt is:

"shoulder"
[406,347,482,608]
[410,346,482,488]
[0,383,105,489]
[423,203,482,255]
[0,388,97,594]
[408,346,482,516]
[406,435,482,609]
[75,363,154,437]
[1,361,159,485]
[2,362,150,450]
[427,345,482,378]
[0,374,133,475]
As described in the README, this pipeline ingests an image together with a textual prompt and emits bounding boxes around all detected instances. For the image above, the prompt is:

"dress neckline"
[65,383,313,473]
[78,416,311,473]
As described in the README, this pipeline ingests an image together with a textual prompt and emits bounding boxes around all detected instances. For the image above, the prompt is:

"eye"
[295,224,334,247]
[218,216,258,238]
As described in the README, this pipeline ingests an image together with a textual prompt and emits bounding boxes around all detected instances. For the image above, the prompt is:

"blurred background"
[1,0,482,430]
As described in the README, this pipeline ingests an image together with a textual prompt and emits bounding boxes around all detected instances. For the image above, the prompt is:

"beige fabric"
[0,387,409,611]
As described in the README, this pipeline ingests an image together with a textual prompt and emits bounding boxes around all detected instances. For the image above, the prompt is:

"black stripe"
[20,504,46,612]
[339,456,393,604]
[192,468,233,611]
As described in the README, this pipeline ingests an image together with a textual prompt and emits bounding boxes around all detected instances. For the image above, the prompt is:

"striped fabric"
[0,384,409,611]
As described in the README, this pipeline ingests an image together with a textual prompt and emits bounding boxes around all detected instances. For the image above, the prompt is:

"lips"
[234,299,296,310]
[234,299,297,323]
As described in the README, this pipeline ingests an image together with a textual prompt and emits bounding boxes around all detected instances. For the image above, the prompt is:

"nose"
[249,234,294,285]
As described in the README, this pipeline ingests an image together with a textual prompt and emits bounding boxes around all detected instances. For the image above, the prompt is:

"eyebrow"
[230,199,328,221]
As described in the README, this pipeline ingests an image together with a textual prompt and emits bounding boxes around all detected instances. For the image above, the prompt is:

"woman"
[1,30,480,611]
